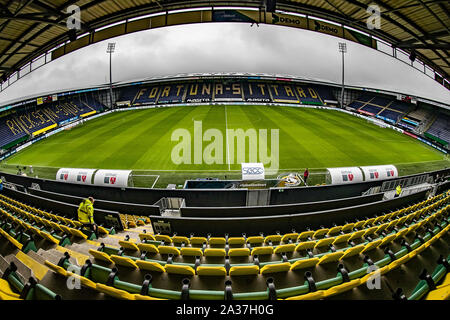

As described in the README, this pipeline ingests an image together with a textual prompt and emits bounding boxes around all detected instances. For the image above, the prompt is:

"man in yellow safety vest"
[395,185,402,198]
[78,197,97,237]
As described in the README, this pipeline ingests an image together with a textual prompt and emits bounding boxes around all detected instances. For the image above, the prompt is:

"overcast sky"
[1,22,449,105]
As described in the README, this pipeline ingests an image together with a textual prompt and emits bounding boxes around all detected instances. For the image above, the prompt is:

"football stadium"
[0,0,449,306]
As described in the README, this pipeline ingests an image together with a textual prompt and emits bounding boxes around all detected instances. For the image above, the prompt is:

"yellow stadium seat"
[228,248,250,257]
[341,223,355,233]
[353,221,365,229]
[137,243,159,254]
[59,224,72,234]
[38,231,59,245]
[286,290,324,300]
[204,248,226,257]
[68,228,88,240]
[164,264,195,276]
[297,231,315,241]
[0,279,21,300]
[138,233,156,242]
[274,244,296,254]
[394,228,409,240]
[95,283,134,300]
[327,226,342,236]
[260,262,291,274]
[251,246,274,256]
[264,235,282,244]
[348,230,365,241]
[361,239,382,253]
[333,234,352,244]
[0,229,23,250]
[135,260,165,273]
[363,226,378,237]
[172,236,190,245]
[295,241,316,251]
[388,253,410,271]
[246,236,264,244]
[323,278,361,298]
[180,247,203,257]
[196,266,227,276]
[88,249,114,264]
[118,240,139,251]
[317,252,344,265]
[228,237,246,245]
[110,255,139,269]
[281,233,299,243]
[44,260,68,277]
[190,237,208,245]
[340,245,365,259]
[314,238,335,248]
[97,226,109,235]
[290,258,319,271]
[379,234,396,247]
[313,228,329,239]
[155,234,172,243]
[376,223,389,233]
[158,246,180,256]
[229,265,259,276]
[208,237,226,246]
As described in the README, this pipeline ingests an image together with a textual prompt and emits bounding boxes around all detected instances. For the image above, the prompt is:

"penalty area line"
[225,105,231,171]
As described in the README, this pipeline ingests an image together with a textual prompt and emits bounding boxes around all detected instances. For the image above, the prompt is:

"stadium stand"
[269,84,299,103]
[213,82,243,102]
[157,84,186,104]
[425,113,450,145]
[359,104,383,116]
[378,109,403,123]
[292,85,323,105]
[132,86,161,105]
[185,82,213,103]
[243,82,271,102]
[0,97,104,149]
[0,178,448,300]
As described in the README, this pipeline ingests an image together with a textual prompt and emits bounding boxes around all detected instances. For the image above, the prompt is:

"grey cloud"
[0,23,449,105]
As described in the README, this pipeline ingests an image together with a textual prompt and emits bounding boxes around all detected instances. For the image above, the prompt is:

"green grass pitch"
[2,105,448,187]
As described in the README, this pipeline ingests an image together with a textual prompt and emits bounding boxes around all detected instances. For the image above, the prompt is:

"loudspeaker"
[266,0,276,12]
[409,50,416,62]
[68,29,77,42]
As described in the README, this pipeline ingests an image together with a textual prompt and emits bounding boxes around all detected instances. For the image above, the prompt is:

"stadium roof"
[0,0,449,89]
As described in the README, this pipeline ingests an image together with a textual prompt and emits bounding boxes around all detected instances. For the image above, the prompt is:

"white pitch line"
[225,105,231,171]
[151,175,160,189]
